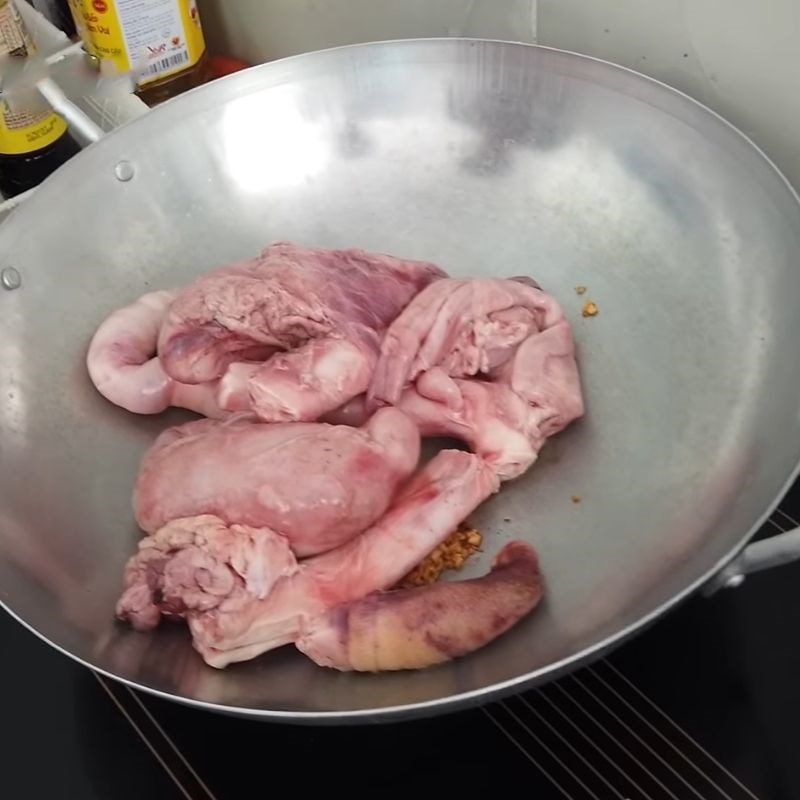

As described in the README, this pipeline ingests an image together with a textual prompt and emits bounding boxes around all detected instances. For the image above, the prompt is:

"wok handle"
[36,77,105,145]
[703,527,800,595]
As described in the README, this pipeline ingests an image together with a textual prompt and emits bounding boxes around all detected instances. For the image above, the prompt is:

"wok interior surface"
[2,39,800,720]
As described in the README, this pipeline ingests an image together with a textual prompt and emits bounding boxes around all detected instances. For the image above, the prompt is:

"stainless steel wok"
[2,38,800,723]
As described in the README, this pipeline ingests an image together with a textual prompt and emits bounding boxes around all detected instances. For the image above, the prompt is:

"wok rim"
[3,36,800,723]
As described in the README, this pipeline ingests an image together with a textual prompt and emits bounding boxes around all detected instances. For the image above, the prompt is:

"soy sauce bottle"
[0,0,81,198]
[0,110,81,197]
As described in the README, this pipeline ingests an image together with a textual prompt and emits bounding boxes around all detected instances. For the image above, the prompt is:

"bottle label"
[0,105,68,155]
[67,0,206,88]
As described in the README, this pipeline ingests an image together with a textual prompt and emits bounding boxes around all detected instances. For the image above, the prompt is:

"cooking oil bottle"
[65,0,209,105]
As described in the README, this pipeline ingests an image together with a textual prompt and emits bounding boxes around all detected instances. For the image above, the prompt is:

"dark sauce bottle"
[0,0,80,198]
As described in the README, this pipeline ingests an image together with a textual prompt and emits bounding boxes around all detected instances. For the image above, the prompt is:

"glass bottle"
[0,0,80,198]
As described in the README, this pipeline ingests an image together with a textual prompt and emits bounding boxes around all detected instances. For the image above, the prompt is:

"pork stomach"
[133,407,421,558]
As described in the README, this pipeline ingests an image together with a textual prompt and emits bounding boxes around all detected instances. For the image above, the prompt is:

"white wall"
[197,0,800,190]
[538,0,800,191]
[197,0,537,60]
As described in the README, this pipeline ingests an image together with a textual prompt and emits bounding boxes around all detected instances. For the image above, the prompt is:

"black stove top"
[6,488,800,800]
